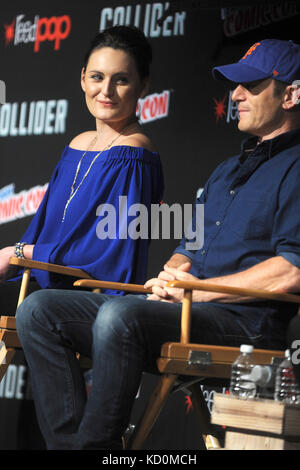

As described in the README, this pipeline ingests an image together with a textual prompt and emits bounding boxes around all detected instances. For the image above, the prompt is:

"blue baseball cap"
[212,39,300,84]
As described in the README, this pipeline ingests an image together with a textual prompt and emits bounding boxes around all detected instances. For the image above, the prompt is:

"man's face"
[231,78,285,140]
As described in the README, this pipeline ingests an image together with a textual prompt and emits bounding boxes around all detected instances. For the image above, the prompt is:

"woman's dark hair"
[83,26,152,80]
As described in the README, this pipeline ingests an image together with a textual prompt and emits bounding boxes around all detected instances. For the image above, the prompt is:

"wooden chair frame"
[0,257,151,378]
[1,257,300,450]
[0,257,97,381]
[74,278,300,450]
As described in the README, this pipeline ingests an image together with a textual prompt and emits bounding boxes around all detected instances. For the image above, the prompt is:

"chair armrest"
[166,280,300,304]
[166,280,300,344]
[9,257,93,279]
[74,279,152,294]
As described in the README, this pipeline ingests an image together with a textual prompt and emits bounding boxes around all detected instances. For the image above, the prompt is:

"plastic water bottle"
[249,365,273,387]
[230,344,257,399]
[274,349,300,404]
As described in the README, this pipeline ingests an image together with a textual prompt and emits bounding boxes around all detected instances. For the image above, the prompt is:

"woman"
[0,26,164,294]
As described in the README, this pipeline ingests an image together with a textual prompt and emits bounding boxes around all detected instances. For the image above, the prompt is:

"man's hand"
[162,264,198,302]
[145,261,197,302]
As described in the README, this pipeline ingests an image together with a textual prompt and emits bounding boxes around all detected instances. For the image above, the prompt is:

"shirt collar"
[239,128,300,163]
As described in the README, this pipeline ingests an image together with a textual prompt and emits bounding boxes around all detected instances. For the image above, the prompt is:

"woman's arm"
[0,244,34,280]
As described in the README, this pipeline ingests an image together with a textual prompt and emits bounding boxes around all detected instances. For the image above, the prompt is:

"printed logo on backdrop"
[0,363,31,400]
[221,1,300,37]
[137,90,170,124]
[213,91,239,124]
[99,3,186,37]
[0,80,5,105]
[0,91,170,137]
[4,14,71,51]
[0,183,48,225]
[0,99,68,137]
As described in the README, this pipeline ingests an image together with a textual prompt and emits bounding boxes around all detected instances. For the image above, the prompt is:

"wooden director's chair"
[1,257,300,450]
[74,278,300,450]
[0,257,97,381]
[0,257,152,378]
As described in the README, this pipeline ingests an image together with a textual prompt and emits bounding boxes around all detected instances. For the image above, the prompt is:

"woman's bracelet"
[14,242,27,259]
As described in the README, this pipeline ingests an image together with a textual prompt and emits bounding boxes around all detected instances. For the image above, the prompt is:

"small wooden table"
[211,393,300,450]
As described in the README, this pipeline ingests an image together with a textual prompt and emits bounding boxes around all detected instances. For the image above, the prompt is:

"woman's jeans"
[16,289,278,450]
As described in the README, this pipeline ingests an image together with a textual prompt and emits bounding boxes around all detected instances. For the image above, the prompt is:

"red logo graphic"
[137,90,170,124]
[185,395,193,413]
[4,19,15,45]
[4,14,71,52]
[0,183,48,225]
[213,91,239,125]
[34,15,71,52]
[213,94,227,122]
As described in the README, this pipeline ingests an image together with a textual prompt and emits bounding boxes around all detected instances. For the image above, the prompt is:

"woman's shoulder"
[68,130,157,153]
[119,132,157,153]
[68,131,97,150]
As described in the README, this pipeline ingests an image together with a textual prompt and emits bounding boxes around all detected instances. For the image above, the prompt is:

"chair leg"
[0,348,16,382]
[129,374,178,450]
[17,268,31,307]
[189,383,221,449]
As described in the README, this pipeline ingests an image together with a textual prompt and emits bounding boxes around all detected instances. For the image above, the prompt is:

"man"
[16,39,300,449]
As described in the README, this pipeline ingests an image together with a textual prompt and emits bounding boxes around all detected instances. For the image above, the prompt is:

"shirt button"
[230,190,235,195]
[216,221,221,226]
[201,249,206,255]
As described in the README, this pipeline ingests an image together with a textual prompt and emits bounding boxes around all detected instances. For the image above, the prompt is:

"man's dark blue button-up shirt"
[174,129,300,346]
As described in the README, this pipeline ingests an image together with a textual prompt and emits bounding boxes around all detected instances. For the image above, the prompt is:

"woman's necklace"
[62,124,130,222]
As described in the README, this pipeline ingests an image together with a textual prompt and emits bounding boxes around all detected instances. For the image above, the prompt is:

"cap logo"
[241,42,261,60]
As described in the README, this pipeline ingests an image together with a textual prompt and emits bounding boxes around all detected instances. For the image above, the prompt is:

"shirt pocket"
[227,192,272,240]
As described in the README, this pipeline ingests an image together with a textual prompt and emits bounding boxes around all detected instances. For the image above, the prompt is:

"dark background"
[0,0,299,450]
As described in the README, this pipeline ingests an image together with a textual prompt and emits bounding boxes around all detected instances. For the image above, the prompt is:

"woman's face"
[81,47,148,125]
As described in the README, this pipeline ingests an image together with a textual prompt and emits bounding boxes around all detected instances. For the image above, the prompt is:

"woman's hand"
[145,262,196,303]
[0,246,17,281]
[0,244,34,281]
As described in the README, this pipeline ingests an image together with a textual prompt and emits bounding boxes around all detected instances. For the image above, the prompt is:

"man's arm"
[146,256,300,303]
[197,256,300,302]
[164,253,192,268]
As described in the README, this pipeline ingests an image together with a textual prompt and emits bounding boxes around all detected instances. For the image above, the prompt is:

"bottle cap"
[240,344,254,353]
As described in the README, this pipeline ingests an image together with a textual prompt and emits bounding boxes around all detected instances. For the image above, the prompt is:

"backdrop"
[0,0,299,449]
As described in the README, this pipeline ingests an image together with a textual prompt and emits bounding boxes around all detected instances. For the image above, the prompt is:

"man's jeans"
[16,289,274,450]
